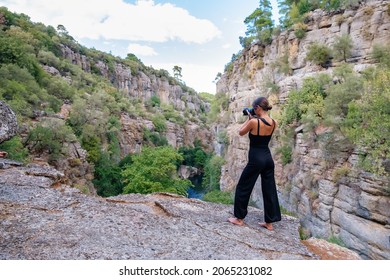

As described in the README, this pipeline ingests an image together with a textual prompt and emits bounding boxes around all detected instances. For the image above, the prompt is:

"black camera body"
[243,107,256,116]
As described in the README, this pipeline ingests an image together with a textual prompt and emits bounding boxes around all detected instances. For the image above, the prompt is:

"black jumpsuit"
[233,118,281,223]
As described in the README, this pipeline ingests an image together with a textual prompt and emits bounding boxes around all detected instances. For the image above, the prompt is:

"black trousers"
[233,147,281,223]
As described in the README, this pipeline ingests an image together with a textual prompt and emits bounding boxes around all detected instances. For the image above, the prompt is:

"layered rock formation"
[216,0,390,259]
[58,45,214,154]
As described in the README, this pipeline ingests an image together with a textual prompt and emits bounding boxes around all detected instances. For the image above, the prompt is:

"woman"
[228,97,281,230]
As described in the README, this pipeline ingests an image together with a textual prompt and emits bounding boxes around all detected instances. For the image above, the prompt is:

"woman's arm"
[239,117,255,136]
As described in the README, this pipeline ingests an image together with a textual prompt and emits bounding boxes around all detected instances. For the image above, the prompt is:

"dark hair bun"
[253,97,272,111]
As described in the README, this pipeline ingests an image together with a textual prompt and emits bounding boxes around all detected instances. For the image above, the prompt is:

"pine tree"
[243,0,274,45]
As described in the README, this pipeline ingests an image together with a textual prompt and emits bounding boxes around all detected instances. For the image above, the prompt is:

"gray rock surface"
[0,164,316,260]
[0,101,18,144]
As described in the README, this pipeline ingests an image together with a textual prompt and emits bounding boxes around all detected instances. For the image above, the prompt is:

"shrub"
[371,44,390,68]
[281,77,326,125]
[343,70,390,175]
[0,136,28,162]
[152,114,167,133]
[273,52,291,75]
[306,43,332,67]
[332,165,350,181]
[276,144,293,165]
[327,235,345,247]
[150,95,161,107]
[294,22,307,39]
[203,190,233,205]
[143,128,168,147]
[178,141,209,170]
[26,120,76,162]
[323,69,363,123]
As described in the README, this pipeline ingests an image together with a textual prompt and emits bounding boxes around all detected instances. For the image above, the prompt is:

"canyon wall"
[216,0,390,259]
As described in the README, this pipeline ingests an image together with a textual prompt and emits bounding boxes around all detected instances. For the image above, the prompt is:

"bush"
[371,44,390,68]
[323,69,363,123]
[273,52,291,75]
[343,70,390,175]
[276,145,293,165]
[0,136,28,162]
[327,235,345,247]
[306,43,332,67]
[81,134,101,163]
[152,115,167,133]
[26,120,76,162]
[294,22,307,39]
[281,77,326,125]
[143,128,168,147]
[203,190,233,205]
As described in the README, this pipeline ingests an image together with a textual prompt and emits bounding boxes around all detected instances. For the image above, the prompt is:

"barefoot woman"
[228,97,281,230]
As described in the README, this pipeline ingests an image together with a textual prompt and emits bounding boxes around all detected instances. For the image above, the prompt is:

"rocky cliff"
[216,0,390,259]
[57,45,214,154]
[0,101,17,144]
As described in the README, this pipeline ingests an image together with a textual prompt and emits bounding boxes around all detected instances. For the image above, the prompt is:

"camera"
[243,107,256,116]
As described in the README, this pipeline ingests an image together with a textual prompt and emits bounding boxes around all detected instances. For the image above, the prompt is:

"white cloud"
[152,62,219,94]
[222,43,231,49]
[0,0,221,44]
[127,43,157,56]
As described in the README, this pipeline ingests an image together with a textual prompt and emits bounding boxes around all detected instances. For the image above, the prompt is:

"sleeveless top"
[249,118,275,148]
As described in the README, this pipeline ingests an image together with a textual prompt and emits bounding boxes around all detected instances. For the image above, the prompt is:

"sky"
[0,0,280,94]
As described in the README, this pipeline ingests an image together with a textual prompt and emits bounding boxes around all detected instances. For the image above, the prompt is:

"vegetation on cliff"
[0,7,226,200]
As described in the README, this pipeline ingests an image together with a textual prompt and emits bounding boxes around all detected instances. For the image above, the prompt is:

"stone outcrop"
[0,101,18,144]
[216,0,390,259]
[119,113,214,155]
[0,163,316,260]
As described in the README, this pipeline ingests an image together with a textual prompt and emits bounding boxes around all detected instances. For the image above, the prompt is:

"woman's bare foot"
[259,222,273,231]
[0,151,7,158]
[228,217,244,226]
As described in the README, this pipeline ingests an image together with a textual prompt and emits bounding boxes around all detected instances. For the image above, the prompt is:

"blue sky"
[0,0,280,93]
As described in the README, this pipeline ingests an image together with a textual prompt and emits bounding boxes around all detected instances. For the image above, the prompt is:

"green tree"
[244,0,274,45]
[26,119,76,162]
[178,140,209,170]
[93,151,124,197]
[332,34,353,62]
[173,65,183,82]
[122,146,192,196]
